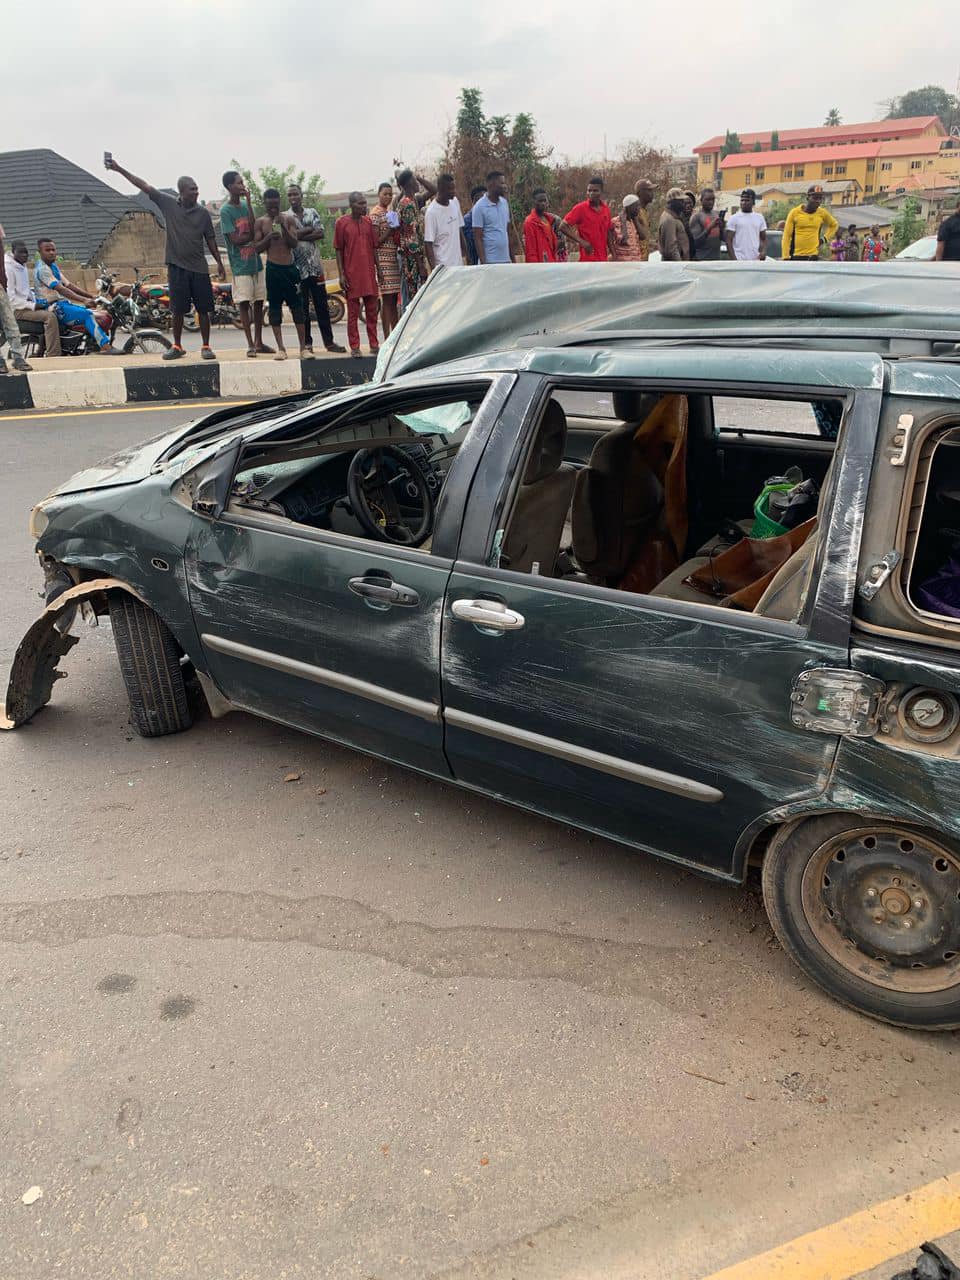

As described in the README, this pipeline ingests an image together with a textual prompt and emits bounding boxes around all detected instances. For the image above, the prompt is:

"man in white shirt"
[5,239,61,356]
[724,188,767,262]
[424,174,467,271]
[0,223,33,371]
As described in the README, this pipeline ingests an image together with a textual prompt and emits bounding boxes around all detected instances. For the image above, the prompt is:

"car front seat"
[501,400,577,576]
[572,393,689,592]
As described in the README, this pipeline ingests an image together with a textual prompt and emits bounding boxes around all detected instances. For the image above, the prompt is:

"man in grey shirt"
[106,156,225,360]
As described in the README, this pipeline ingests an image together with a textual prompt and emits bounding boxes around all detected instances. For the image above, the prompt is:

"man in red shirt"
[523,189,558,262]
[333,191,380,357]
[559,176,613,261]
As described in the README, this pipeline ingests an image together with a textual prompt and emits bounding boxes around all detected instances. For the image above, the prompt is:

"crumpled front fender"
[1,577,144,730]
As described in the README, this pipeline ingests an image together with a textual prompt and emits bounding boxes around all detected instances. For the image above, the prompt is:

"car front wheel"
[762,813,960,1029]
[108,595,192,738]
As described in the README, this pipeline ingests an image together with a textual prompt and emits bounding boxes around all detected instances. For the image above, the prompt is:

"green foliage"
[720,130,741,159]
[891,196,925,253]
[764,199,795,227]
[456,88,487,139]
[229,161,326,215]
[885,85,957,125]
[753,141,762,152]
[824,108,842,127]
[770,130,780,150]
[442,87,553,225]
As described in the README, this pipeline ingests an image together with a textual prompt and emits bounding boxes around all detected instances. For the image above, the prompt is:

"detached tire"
[108,595,192,738]
[763,814,960,1030]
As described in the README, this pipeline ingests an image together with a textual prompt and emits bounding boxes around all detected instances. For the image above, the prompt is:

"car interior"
[497,386,843,623]
[227,387,488,549]
[905,427,960,624]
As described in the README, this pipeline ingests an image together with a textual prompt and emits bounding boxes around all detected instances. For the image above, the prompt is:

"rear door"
[440,351,883,878]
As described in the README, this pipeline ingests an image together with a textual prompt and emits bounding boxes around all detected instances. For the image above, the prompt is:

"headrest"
[523,400,567,484]
[613,390,660,424]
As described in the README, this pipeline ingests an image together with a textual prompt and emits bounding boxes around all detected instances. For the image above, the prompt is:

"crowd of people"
[0,159,956,372]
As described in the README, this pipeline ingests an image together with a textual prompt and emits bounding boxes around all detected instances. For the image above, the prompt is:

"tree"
[885,85,957,125]
[824,108,842,127]
[753,141,762,152]
[456,88,488,139]
[891,196,925,253]
[770,130,780,151]
[720,130,741,159]
[441,87,552,225]
[229,161,326,215]
[763,199,796,228]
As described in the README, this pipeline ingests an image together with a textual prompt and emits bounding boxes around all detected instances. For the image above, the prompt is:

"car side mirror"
[193,475,222,518]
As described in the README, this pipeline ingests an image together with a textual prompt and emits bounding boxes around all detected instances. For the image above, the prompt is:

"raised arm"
[104,157,159,199]
[415,174,437,205]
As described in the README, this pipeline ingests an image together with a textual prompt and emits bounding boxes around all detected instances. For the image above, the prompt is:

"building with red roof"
[695,116,947,190]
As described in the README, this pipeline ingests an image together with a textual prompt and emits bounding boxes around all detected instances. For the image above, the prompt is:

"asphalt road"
[2,404,960,1280]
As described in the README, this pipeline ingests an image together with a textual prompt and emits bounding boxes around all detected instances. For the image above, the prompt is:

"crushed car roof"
[379,261,960,381]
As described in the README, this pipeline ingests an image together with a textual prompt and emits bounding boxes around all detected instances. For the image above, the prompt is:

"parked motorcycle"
[184,281,242,332]
[95,266,173,331]
[19,270,172,358]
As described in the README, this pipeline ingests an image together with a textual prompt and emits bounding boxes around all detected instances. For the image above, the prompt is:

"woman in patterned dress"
[369,182,401,338]
[395,168,436,310]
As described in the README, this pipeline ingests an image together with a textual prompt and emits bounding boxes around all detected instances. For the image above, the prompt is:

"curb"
[0,354,376,413]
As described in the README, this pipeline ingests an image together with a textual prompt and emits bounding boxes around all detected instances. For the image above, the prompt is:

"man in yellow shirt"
[782,185,839,261]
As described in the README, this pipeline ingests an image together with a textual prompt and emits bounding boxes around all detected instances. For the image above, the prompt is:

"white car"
[895,235,937,261]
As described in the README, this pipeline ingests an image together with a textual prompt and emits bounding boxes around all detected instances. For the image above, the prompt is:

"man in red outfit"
[559,176,613,261]
[523,189,558,262]
[334,191,380,357]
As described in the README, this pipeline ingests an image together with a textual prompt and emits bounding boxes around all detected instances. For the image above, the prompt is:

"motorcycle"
[95,265,173,331]
[19,269,173,359]
[184,281,242,331]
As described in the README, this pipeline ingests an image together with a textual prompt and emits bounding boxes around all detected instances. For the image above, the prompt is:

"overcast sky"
[8,0,958,202]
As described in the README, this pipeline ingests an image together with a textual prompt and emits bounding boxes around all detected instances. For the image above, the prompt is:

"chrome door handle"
[348,576,420,607]
[451,598,525,631]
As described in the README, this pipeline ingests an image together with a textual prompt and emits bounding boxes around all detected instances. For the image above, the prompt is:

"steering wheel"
[346,445,435,547]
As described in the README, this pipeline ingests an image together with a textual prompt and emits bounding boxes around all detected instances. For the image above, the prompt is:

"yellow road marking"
[701,1171,960,1280]
[0,400,250,422]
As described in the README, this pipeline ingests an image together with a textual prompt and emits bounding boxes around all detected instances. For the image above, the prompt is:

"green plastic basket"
[750,484,792,539]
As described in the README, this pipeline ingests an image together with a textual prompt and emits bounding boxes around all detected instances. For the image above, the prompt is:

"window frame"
[459,374,867,649]
[188,373,515,564]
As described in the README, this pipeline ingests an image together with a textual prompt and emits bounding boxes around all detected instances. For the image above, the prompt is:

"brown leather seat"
[572,393,689,592]
[501,400,577,576]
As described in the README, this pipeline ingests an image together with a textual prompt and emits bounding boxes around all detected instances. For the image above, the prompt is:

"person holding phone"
[105,154,225,360]
[689,188,725,261]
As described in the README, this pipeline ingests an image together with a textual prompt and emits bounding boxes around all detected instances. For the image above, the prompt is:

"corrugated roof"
[695,116,942,155]
[0,148,154,263]
[756,180,860,196]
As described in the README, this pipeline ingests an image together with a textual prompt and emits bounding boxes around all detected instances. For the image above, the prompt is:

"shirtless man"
[252,188,307,359]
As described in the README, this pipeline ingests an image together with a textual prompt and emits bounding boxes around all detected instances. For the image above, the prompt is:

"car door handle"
[348,576,420,607]
[451,599,525,631]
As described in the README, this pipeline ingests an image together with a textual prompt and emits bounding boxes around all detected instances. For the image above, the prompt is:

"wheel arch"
[2,575,191,730]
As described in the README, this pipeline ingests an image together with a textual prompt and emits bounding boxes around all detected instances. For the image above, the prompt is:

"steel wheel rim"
[801,826,960,993]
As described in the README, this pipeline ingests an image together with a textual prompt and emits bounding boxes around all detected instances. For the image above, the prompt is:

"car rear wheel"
[108,595,192,738]
[762,813,960,1029]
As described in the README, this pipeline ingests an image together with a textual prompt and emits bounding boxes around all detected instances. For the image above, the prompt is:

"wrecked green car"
[7,261,960,1029]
